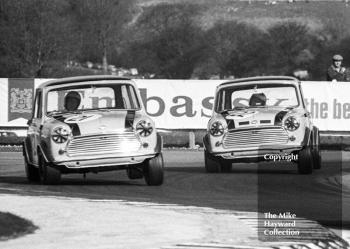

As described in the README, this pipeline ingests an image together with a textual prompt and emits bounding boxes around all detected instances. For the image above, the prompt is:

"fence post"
[189,131,196,149]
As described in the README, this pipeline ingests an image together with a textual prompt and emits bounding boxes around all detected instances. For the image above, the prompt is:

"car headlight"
[136,120,153,137]
[51,127,71,143]
[210,121,226,137]
[284,116,300,131]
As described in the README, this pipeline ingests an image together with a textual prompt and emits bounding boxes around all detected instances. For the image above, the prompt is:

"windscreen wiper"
[46,111,64,116]
[232,106,248,110]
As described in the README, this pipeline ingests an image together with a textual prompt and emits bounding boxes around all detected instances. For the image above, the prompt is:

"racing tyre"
[38,155,61,185]
[24,156,40,182]
[297,147,313,174]
[204,150,220,173]
[127,166,144,179]
[220,160,232,173]
[312,130,322,169]
[144,153,164,186]
[204,150,221,173]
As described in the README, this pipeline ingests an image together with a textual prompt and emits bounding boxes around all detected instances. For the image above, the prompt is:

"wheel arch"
[203,134,212,152]
[302,127,312,148]
[154,133,163,153]
[37,144,49,163]
[312,126,320,148]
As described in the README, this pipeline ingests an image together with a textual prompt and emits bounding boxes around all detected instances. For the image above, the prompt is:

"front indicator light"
[58,149,66,155]
[215,141,222,147]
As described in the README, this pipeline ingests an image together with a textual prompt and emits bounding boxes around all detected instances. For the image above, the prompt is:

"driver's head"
[64,91,81,111]
[249,93,266,107]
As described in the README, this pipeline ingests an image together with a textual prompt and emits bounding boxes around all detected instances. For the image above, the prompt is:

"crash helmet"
[64,91,81,111]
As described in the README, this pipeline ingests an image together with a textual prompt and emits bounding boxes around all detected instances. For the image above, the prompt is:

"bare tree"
[70,0,135,72]
[0,0,76,77]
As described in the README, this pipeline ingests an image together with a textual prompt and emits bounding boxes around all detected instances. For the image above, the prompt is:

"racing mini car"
[203,76,321,174]
[23,75,164,185]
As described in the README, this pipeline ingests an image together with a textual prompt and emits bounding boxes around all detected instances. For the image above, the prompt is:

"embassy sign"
[0,78,349,131]
[135,79,219,129]
[135,80,350,131]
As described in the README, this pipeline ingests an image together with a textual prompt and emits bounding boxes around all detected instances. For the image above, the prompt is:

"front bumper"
[213,145,303,160]
[203,134,304,161]
[52,152,157,170]
[42,133,163,170]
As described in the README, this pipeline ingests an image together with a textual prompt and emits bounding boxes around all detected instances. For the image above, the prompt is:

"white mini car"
[23,76,164,185]
[203,76,321,174]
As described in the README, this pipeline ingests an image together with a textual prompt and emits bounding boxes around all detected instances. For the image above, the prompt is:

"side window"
[33,90,42,118]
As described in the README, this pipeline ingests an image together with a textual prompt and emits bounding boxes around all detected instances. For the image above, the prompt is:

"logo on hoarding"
[10,88,33,113]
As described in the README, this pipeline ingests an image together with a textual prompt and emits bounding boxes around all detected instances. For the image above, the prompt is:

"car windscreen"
[46,83,140,114]
[215,83,299,112]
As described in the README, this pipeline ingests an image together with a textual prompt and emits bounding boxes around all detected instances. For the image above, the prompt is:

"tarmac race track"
[0,149,350,245]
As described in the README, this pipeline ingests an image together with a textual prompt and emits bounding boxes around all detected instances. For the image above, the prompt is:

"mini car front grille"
[67,132,141,157]
[223,127,288,149]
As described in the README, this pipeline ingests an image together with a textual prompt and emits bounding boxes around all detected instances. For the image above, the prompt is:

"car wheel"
[144,153,164,186]
[126,165,144,179]
[220,160,232,173]
[38,155,61,185]
[298,147,313,174]
[24,156,40,182]
[312,149,321,170]
[312,130,322,169]
[204,150,220,173]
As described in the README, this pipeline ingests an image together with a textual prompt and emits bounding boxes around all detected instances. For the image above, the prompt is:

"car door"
[27,89,43,166]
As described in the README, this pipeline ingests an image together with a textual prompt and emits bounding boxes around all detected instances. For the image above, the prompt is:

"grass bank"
[0,212,37,241]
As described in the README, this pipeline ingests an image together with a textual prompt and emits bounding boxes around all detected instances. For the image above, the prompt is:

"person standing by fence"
[327,54,348,82]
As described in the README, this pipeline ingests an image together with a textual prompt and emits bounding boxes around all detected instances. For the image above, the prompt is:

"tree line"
[0,1,349,80]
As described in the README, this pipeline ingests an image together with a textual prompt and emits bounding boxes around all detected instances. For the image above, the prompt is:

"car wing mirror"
[27,119,32,125]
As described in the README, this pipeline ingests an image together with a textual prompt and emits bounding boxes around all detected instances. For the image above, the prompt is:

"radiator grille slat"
[67,133,141,157]
[223,127,288,149]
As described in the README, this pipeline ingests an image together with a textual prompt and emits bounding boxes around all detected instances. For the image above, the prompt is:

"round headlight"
[52,127,70,143]
[136,120,153,137]
[210,121,225,137]
[284,116,300,131]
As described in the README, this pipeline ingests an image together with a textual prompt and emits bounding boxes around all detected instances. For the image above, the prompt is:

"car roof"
[218,76,299,88]
[38,75,132,89]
